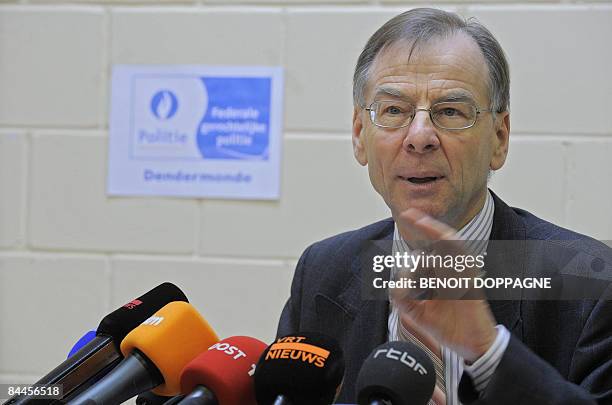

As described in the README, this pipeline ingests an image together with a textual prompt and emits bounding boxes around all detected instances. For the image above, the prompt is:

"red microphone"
[177,336,268,405]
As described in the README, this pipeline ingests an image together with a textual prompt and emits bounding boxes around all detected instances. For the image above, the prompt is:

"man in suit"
[277,8,612,405]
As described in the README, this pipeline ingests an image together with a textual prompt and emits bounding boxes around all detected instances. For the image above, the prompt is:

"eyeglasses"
[364,100,493,130]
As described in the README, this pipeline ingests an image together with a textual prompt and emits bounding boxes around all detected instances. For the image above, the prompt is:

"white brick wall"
[468,5,612,134]
[0,253,110,374]
[565,139,612,239]
[0,131,27,248]
[0,7,105,127]
[489,137,567,225]
[109,256,294,342]
[29,131,199,253]
[285,8,408,131]
[111,8,284,66]
[1,0,611,392]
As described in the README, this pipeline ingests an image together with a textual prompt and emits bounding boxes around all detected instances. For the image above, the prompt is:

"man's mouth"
[400,176,444,184]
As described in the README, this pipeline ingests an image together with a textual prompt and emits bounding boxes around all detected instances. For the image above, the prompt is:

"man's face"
[352,33,510,229]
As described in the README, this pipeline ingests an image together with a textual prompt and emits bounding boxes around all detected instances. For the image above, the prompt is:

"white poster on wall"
[108,65,284,200]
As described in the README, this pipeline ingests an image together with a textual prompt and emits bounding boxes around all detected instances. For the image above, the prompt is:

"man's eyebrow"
[434,90,477,103]
[372,87,478,104]
[373,86,408,99]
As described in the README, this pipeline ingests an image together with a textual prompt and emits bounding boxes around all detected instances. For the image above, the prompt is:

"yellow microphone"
[70,301,219,404]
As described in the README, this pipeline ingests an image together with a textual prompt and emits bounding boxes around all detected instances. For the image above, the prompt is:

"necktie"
[393,305,447,405]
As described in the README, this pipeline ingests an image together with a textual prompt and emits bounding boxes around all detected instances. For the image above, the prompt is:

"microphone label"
[248,363,256,376]
[208,342,247,360]
[373,348,429,375]
[265,337,330,368]
[141,315,164,326]
[122,299,143,310]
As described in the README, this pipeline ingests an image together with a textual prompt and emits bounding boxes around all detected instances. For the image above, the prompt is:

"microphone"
[176,336,267,405]
[355,341,436,405]
[136,335,264,405]
[67,330,97,358]
[2,282,188,405]
[254,332,345,405]
[136,392,175,405]
[70,301,219,405]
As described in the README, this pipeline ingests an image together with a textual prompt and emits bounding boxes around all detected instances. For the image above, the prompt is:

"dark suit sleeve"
[276,245,312,338]
[459,290,612,405]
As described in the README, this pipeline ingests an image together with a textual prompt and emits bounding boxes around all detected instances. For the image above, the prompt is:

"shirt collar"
[393,189,495,256]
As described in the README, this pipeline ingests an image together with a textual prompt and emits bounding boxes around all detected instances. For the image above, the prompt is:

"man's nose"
[402,109,440,153]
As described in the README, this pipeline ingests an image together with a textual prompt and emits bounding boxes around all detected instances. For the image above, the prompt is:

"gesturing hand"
[390,208,498,363]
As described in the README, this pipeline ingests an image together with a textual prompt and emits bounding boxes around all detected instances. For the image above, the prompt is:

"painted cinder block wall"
[1,0,611,388]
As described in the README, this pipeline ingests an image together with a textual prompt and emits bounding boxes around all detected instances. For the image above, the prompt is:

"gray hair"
[353,8,510,113]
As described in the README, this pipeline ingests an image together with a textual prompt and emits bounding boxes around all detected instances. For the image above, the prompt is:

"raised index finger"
[397,208,464,254]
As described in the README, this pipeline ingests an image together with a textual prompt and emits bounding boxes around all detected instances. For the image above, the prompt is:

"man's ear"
[490,112,510,170]
[352,107,368,166]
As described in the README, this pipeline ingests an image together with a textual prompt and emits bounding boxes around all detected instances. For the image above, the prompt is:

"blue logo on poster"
[150,90,178,120]
[196,78,270,160]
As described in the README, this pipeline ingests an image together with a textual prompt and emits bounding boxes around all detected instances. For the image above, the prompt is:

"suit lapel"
[329,223,393,402]
[486,191,526,334]
[334,274,388,402]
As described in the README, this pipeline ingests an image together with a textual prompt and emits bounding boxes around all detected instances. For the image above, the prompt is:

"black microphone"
[254,332,345,405]
[2,282,187,405]
[172,390,215,405]
[136,391,175,405]
[356,341,436,405]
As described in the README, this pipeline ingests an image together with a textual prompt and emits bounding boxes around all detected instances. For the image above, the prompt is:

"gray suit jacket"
[277,192,612,404]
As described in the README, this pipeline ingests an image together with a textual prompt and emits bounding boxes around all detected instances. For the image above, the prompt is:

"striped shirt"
[388,190,511,404]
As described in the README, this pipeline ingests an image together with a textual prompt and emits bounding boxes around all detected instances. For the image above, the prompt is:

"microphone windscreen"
[180,336,267,405]
[254,332,345,405]
[97,282,188,346]
[120,301,219,396]
[67,330,97,359]
[356,341,436,405]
